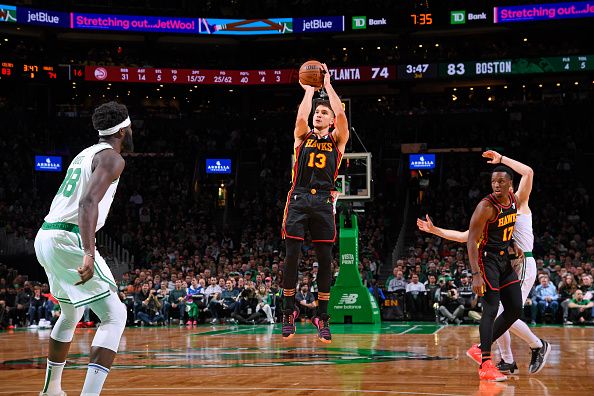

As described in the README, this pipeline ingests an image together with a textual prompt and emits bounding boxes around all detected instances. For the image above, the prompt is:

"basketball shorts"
[479,250,520,292]
[282,187,336,243]
[497,254,536,316]
[34,222,117,308]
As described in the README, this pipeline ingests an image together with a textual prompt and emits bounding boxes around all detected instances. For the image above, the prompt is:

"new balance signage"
[294,16,344,33]
[205,158,231,174]
[409,154,436,170]
[334,293,362,310]
[35,156,62,172]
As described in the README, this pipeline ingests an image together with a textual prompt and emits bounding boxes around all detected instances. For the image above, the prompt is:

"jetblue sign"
[294,16,344,33]
[206,159,231,174]
[17,7,69,28]
[35,156,62,172]
[409,154,436,170]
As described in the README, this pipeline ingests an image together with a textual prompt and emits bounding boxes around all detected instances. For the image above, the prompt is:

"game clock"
[397,63,438,79]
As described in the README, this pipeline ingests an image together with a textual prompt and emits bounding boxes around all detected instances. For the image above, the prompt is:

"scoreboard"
[1,55,592,84]
[84,65,396,85]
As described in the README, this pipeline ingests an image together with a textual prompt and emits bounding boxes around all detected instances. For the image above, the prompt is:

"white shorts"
[34,228,117,308]
[519,255,537,303]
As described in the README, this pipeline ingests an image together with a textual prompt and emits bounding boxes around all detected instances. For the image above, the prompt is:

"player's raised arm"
[483,150,533,207]
[77,150,125,284]
[321,64,349,152]
[467,200,495,296]
[417,214,470,243]
[295,83,316,144]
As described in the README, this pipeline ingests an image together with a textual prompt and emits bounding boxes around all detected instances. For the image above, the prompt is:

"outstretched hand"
[417,214,436,234]
[483,150,503,164]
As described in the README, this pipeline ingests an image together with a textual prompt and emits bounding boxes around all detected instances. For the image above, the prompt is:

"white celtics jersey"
[513,212,534,252]
[44,143,119,231]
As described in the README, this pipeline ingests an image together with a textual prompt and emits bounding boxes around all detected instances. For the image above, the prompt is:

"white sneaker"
[29,324,38,329]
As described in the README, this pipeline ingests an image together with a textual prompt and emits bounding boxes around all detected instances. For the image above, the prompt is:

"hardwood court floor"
[1,322,593,395]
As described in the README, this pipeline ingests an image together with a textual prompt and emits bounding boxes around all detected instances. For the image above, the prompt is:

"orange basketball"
[299,60,324,88]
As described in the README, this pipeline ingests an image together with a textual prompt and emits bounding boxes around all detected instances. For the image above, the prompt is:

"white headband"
[98,116,131,136]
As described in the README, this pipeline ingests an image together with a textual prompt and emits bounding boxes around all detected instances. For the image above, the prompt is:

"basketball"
[299,60,324,88]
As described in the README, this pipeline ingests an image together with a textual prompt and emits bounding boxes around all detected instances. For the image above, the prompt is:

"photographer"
[231,286,261,324]
[435,277,464,325]
[295,283,316,319]
[136,283,165,326]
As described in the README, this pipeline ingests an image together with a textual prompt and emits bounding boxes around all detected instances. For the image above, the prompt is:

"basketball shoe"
[282,307,299,339]
[312,313,332,343]
[479,360,507,381]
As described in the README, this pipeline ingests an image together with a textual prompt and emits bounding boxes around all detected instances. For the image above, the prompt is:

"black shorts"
[479,250,520,291]
[282,187,336,243]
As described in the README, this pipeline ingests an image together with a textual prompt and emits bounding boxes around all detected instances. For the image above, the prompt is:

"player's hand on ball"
[321,63,331,87]
[76,254,95,285]
[417,214,436,233]
[482,150,503,164]
[472,275,485,296]
[299,81,318,92]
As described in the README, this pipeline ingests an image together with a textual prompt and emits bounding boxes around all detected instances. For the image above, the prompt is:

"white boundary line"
[0,387,466,395]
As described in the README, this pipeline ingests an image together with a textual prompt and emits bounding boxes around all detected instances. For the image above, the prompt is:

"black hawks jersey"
[478,191,518,253]
[291,131,342,191]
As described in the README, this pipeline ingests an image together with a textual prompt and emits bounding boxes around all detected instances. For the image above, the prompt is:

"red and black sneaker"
[312,313,332,344]
[282,307,299,339]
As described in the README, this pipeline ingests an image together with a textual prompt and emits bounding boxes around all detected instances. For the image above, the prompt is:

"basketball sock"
[81,363,110,396]
[508,318,543,349]
[283,238,302,298]
[42,359,65,394]
[481,352,491,365]
[283,289,296,311]
[317,292,330,315]
[496,330,514,363]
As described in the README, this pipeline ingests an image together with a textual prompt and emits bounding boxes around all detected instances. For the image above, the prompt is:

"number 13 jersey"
[44,143,120,231]
[292,131,342,191]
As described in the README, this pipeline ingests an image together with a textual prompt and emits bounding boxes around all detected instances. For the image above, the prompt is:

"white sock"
[42,359,66,395]
[496,331,514,363]
[509,319,543,349]
[81,363,110,396]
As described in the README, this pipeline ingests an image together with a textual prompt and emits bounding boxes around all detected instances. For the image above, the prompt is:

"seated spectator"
[425,274,440,307]
[295,283,316,319]
[208,280,238,324]
[368,278,386,306]
[231,287,261,324]
[559,274,578,325]
[167,279,187,325]
[156,280,170,323]
[457,274,476,313]
[386,269,407,293]
[0,300,9,330]
[405,274,427,320]
[185,278,205,326]
[255,284,275,324]
[568,290,593,324]
[27,285,46,328]
[531,275,559,325]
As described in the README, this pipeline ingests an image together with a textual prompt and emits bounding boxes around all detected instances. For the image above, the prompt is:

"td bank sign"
[352,16,388,30]
[450,10,488,25]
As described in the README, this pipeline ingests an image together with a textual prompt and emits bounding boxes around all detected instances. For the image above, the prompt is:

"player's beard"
[122,129,134,153]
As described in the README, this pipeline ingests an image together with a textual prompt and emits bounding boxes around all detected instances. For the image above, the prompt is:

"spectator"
[567,290,593,324]
[405,274,427,320]
[295,283,316,319]
[137,287,165,326]
[27,285,46,328]
[368,278,386,306]
[559,274,578,325]
[255,284,275,324]
[167,279,187,324]
[531,275,559,325]
[386,269,407,292]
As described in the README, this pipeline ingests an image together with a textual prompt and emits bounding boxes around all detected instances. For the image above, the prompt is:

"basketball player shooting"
[281,63,349,343]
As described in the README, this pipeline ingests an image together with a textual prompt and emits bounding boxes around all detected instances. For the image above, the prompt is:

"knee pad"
[50,304,85,343]
[89,293,127,352]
